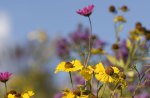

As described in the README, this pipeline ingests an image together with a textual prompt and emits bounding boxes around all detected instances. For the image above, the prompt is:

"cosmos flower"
[94,62,119,83]
[76,4,94,17]
[0,72,12,83]
[55,60,83,73]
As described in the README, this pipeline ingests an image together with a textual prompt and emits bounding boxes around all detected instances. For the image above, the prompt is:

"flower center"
[105,66,114,76]
[119,72,126,79]
[65,62,74,68]
[73,90,81,96]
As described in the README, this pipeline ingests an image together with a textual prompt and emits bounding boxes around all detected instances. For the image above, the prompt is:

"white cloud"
[0,11,11,40]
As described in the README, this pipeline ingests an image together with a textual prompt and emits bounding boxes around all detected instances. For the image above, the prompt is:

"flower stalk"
[5,82,7,95]
[69,72,74,89]
[85,16,93,66]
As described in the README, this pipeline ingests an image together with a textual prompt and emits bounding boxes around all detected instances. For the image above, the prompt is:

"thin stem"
[85,16,93,66]
[69,72,74,89]
[100,84,106,98]
[132,65,142,97]
[133,65,141,83]
[114,23,119,44]
[111,81,119,98]
[120,88,123,98]
[97,84,103,98]
[97,81,99,98]
[5,82,7,96]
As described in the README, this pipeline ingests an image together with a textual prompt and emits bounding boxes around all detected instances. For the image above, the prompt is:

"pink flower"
[76,4,94,17]
[0,72,12,83]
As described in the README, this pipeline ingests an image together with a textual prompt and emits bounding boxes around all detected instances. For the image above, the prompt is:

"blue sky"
[0,0,150,88]
[0,0,150,45]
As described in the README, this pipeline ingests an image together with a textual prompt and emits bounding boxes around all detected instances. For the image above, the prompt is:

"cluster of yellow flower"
[55,60,127,97]
[7,90,34,98]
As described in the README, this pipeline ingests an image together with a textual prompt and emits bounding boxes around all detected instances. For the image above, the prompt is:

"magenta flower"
[0,72,12,83]
[76,4,94,17]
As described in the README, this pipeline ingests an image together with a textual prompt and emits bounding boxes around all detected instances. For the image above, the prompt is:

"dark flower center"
[73,90,81,96]
[7,90,17,95]
[119,72,126,79]
[65,62,74,68]
[112,44,119,50]
[121,5,128,12]
[109,5,116,13]
[15,93,21,97]
[105,66,114,76]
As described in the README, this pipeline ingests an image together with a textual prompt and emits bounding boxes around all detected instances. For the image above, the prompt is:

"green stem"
[100,84,106,98]
[85,16,93,66]
[114,23,119,44]
[69,72,74,89]
[120,88,123,98]
[5,82,7,96]
[133,65,141,83]
[97,84,103,98]
[97,81,99,98]
[111,81,119,98]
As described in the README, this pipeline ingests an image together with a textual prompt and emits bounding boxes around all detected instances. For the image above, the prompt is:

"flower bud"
[120,5,128,12]
[112,44,119,50]
[109,5,116,13]
[135,22,142,30]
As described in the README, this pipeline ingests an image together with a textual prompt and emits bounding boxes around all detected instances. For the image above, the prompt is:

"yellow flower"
[8,94,15,98]
[80,66,94,81]
[114,16,126,23]
[94,62,119,83]
[21,91,34,98]
[55,60,83,73]
[27,91,34,96]
[113,72,127,88]
[62,89,75,98]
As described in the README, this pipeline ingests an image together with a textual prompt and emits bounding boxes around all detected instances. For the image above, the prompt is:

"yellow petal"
[94,62,105,73]
[112,67,120,74]
[27,91,35,96]
[55,61,66,73]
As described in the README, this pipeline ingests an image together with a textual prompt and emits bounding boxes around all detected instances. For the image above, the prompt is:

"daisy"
[55,60,83,73]
[94,62,119,83]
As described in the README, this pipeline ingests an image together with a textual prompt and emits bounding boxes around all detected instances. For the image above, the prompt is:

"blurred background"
[0,0,150,97]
